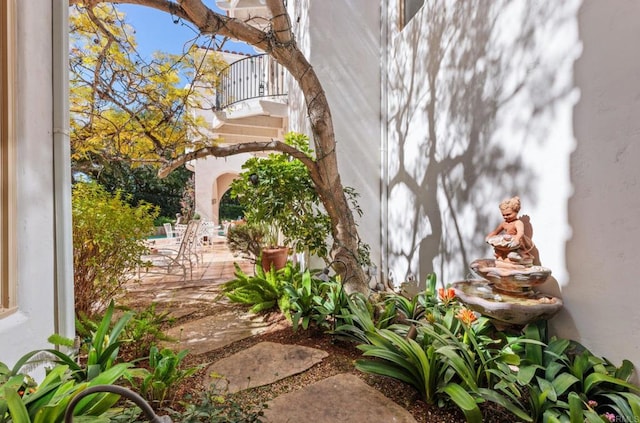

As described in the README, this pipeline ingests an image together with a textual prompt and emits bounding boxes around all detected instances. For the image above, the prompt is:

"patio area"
[124,234,271,355]
[120,235,423,423]
[135,234,252,286]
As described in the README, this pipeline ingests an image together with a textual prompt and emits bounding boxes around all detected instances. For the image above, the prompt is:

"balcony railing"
[214,54,288,111]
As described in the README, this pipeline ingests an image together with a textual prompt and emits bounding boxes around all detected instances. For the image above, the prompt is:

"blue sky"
[117,3,255,59]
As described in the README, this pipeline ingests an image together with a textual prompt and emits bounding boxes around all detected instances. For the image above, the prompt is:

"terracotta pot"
[261,247,289,272]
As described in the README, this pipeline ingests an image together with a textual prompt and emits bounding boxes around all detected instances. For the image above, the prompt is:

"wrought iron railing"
[214,54,288,111]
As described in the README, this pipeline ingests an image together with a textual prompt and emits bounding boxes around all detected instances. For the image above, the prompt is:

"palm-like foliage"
[521,321,640,422]
[221,263,288,313]
[47,300,133,382]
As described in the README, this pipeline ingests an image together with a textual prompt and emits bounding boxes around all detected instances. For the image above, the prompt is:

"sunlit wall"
[289,1,383,273]
[384,0,640,376]
[0,0,66,368]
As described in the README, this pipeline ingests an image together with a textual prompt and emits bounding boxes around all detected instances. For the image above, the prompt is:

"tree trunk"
[264,8,369,295]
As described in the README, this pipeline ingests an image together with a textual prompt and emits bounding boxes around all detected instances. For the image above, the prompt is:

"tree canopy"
[69,3,226,174]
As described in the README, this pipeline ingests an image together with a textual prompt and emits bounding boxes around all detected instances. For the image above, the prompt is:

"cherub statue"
[485,196,535,266]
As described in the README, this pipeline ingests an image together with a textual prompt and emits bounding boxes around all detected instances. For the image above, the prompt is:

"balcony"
[215,54,287,111]
[207,54,288,145]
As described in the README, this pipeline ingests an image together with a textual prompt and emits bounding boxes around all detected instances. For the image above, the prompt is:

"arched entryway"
[218,188,244,222]
[210,172,238,224]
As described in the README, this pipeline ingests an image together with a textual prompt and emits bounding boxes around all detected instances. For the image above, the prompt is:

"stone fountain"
[452,197,562,326]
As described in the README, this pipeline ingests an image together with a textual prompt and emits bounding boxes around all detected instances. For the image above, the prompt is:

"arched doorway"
[218,189,244,222]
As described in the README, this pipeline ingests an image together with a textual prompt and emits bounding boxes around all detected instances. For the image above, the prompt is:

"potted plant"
[226,222,265,264]
[230,132,332,271]
[259,222,289,272]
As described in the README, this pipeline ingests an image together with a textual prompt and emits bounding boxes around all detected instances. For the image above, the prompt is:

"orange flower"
[456,307,478,326]
[438,287,456,302]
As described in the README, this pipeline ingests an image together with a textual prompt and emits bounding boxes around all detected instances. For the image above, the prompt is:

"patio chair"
[163,222,176,238]
[174,223,188,241]
[197,220,217,247]
[140,220,202,280]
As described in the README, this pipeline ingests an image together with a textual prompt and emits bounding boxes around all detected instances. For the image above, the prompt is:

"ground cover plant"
[337,277,640,422]
[5,263,640,422]
[221,265,640,421]
[0,299,261,423]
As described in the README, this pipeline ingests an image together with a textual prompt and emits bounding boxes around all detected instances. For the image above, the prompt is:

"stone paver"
[262,373,417,423]
[163,306,271,355]
[205,341,328,393]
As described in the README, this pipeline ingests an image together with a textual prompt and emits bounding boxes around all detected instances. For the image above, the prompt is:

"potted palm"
[230,132,332,271]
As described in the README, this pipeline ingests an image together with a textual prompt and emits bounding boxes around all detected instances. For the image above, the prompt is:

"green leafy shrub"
[0,353,131,423]
[310,275,350,332]
[127,346,201,409]
[221,263,291,314]
[118,303,176,360]
[229,132,331,258]
[222,262,350,332]
[0,302,185,422]
[282,269,331,332]
[331,292,395,344]
[520,321,640,422]
[72,181,158,316]
[351,302,532,421]
[346,278,640,422]
[48,300,133,382]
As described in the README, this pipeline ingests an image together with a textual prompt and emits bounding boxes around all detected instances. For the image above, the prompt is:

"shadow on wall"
[386,0,578,288]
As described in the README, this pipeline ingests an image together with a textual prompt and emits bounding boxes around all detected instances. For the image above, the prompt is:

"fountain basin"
[470,258,551,294]
[452,279,562,326]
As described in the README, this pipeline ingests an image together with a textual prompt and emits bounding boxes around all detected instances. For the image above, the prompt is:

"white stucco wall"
[384,1,578,289]
[0,1,68,369]
[290,0,382,273]
[384,0,640,375]
[552,0,640,377]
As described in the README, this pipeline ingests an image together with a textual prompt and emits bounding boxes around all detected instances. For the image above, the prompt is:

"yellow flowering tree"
[69,4,226,175]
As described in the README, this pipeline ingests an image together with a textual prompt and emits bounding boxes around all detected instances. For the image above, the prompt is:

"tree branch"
[265,0,293,46]
[157,140,319,179]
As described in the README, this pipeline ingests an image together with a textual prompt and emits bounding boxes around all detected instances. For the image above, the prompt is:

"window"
[0,0,17,316]
[399,0,425,29]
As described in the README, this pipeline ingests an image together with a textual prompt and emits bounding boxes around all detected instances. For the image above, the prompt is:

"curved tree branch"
[71,0,272,51]
[158,140,320,179]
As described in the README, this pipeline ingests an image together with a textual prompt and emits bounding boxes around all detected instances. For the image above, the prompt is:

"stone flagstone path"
[129,236,417,423]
